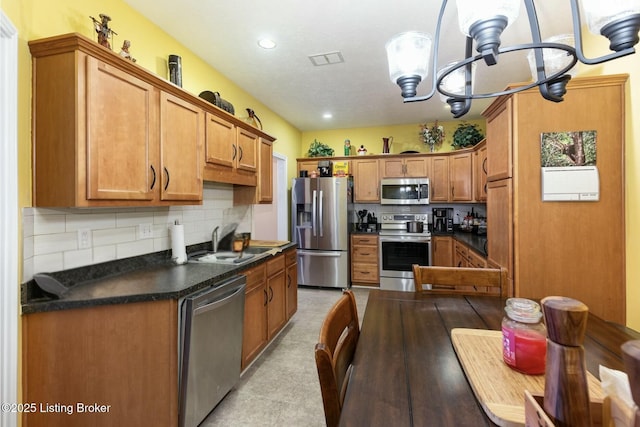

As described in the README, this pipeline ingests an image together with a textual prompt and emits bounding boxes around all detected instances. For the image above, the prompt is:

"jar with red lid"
[501,298,547,375]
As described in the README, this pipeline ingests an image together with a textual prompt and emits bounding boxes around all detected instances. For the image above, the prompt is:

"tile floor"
[201,286,370,426]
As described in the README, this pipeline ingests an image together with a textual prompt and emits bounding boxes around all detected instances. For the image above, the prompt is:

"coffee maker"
[432,208,453,233]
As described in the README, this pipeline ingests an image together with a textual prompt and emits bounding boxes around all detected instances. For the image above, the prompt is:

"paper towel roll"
[170,224,187,264]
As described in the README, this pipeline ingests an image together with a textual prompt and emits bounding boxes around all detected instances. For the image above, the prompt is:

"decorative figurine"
[344,139,351,156]
[119,40,136,62]
[357,145,367,156]
[90,13,117,49]
[245,108,262,129]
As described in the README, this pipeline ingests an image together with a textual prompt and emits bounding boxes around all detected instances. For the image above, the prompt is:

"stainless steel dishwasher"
[178,275,246,427]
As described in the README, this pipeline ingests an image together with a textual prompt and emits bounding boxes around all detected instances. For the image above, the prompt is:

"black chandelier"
[386,0,640,118]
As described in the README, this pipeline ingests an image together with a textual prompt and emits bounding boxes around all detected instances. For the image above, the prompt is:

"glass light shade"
[527,34,578,80]
[455,0,520,36]
[437,61,476,103]
[386,32,432,85]
[580,0,640,34]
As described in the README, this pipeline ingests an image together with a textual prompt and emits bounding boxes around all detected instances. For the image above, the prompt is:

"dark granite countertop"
[432,230,488,256]
[349,225,487,255]
[21,242,297,314]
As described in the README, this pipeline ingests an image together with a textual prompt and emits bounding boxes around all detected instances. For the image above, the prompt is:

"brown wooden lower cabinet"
[266,254,287,338]
[241,263,268,370]
[22,299,178,427]
[350,234,379,287]
[242,249,297,370]
[285,248,298,319]
[21,249,299,427]
[432,236,454,266]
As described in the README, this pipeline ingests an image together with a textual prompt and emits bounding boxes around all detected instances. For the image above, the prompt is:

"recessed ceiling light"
[323,113,333,119]
[258,39,276,49]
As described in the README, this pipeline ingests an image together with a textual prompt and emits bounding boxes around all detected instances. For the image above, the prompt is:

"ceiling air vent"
[308,51,344,66]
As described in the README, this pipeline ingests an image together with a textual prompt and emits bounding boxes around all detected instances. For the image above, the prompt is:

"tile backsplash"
[22,182,252,281]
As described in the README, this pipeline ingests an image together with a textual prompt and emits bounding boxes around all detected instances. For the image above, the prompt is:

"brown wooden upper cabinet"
[30,33,276,207]
[379,156,429,178]
[430,156,449,202]
[352,158,380,202]
[485,98,513,182]
[449,151,473,202]
[159,92,203,201]
[204,114,259,186]
[474,140,488,201]
[30,34,202,207]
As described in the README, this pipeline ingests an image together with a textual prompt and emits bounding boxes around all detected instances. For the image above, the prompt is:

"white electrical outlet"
[138,223,153,239]
[77,229,92,249]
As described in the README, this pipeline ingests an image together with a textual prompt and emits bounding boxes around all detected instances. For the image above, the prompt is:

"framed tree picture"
[540,130,599,202]
[540,130,597,167]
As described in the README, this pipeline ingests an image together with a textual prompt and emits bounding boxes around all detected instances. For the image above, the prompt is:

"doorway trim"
[273,152,288,241]
[1,9,19,427]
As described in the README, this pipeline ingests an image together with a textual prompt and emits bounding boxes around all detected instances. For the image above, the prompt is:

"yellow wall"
[300,119,486,158]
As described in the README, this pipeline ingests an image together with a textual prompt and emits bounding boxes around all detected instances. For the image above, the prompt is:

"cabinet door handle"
[163,167,170,191]
[238,146,244,162]
[150,165,156,190]
[269,286,274,302]
[232,144,237,161]
[287,274,291,288]
[482,157,488,174]
[361,252,370,256]
[264,289,268,306]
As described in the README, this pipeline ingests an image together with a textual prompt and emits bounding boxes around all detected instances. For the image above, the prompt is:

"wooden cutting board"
[451,328,604,427]
[249,240,289,247]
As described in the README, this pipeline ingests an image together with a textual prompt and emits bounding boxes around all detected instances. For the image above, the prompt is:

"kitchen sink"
[188,246,275,266]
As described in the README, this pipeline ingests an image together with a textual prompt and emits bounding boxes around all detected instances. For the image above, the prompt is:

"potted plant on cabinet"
[451,122,484,149]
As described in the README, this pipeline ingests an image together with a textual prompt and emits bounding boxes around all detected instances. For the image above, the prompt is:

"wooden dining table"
[339,290,639,427]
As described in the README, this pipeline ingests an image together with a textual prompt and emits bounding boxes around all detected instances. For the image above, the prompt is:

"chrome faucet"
[212,226,219,253]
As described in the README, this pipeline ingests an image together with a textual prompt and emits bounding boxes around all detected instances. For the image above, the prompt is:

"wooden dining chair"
[412,264,508,297]
[315,289,360,427]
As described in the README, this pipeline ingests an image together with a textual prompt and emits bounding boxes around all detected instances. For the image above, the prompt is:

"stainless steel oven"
[378,213,431,291]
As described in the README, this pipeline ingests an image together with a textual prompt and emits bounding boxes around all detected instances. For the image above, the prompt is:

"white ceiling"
[123,0,574,131]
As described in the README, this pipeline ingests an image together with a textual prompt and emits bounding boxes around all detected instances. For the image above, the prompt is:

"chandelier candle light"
[385,0,640,118]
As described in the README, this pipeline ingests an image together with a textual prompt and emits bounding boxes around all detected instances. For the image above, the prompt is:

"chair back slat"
[315,290,360,427]
[412,265,507,297]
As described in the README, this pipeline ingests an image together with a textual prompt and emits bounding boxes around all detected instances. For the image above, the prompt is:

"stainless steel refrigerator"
[292,177,352,288]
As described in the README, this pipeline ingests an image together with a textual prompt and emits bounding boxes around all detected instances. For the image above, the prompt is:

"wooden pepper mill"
[621,340,640,427]
[541,296,591,427]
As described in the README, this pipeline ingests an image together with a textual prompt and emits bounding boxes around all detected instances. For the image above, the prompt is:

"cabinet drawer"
[351,264,379,283]
[243,264,266,292]
[284,248,297,266]
[351,235,378,246]
[467,249,487,268]
[352,246,378,263]
[454,240,468,256]
[266,254,285,277]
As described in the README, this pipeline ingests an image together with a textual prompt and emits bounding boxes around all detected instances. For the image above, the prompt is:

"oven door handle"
[379,236,431,243]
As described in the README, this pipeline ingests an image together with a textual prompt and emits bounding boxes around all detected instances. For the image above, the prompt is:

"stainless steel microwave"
[380,178,430,205]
